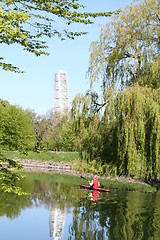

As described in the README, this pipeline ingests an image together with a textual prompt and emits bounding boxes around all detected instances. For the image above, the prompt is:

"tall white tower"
[54,70,69,114]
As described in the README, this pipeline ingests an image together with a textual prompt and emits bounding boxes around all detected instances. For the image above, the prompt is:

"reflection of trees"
[1,172,160,240]
[128,192,160,240]
[70,206,109,239]
[69,190,160,240]
[104,191,160,240]
[0,191,31,219]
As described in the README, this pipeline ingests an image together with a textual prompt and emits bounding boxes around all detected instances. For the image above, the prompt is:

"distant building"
[54,70,69,115]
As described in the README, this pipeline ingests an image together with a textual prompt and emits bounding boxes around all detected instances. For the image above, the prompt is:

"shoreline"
[16,159,160,189]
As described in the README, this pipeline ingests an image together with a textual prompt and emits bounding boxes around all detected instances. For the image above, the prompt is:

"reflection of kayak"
[80,184,111,192]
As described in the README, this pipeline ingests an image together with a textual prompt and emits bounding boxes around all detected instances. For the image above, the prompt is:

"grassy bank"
[22,172,157,193]
[2,150,158,193]
[2,150,79,163]
[100,178,157,193]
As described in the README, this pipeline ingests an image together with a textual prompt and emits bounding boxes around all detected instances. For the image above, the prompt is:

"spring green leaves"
[0,0,117,72]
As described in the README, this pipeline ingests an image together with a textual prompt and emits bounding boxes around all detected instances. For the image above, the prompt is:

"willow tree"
[86,0,160,178]
[88,0,160,91]
[0,0,116,73]
[91,84,160,178]
[71,93,92,158]
[113,85,160,178]
[71,93,103,161]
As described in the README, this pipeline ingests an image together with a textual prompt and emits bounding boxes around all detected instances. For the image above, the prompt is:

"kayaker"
[89,175,99,188]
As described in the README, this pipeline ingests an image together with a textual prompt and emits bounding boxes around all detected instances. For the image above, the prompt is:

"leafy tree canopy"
[88,0,160,91]
[0,0,116,72]
[0,99,36,152]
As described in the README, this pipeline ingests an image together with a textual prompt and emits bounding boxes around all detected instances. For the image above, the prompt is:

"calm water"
[0,172,160,240]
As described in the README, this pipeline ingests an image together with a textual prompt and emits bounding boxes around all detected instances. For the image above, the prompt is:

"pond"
[0,172,160,240]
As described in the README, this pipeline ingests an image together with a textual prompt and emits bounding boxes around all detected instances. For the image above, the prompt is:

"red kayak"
[80,184,111,192]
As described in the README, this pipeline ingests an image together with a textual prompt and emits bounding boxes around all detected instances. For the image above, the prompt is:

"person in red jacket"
[89,175,99,188]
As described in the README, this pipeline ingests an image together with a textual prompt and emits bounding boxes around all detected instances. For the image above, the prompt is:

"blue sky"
[0,0,133,116]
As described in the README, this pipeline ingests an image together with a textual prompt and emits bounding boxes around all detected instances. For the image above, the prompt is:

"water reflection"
[49,207,65,240]
[0,172,160,240]
[70,206,109,239]
[88,190,99,201]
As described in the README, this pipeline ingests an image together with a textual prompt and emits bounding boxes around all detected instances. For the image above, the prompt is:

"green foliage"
[0,151,28,195]
[76,158,117,177]
[79,115,102,160]
[0,100,36,195]
[48,114,77,151]
[102,179,156,192]
[61,121,77,151]
[88,0,160,90]
[113,85,160,178]
[0,0,116,72]
[71,93,104,159]
[71,84,160,179]
[98,85,159,179]
[75,0,160,180]
[0,100,36,152]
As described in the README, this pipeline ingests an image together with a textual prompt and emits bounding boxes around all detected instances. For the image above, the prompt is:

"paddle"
[80,175,89,183]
